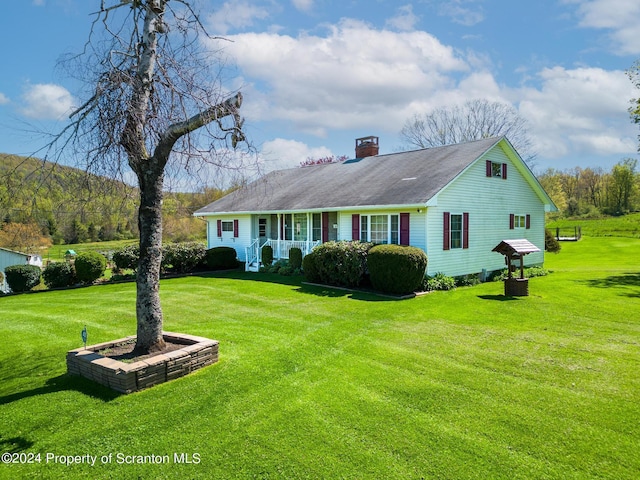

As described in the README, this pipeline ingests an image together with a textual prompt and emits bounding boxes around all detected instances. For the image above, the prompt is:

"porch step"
[245,262,260,272]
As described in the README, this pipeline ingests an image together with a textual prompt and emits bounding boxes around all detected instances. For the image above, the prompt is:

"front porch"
[245,238,320,272]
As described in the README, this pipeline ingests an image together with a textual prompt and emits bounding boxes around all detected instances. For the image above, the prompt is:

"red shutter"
[486,160,492,177]
[400,213,410,245]
[502,163,508,180]
[463,212,469,249]
[217,219,222,237]
[322,212,329,243]
[526,214,531,230]
[233,219,239,238]
[443,212,450,250]
[352,214,360,240]
[509,214,515,230]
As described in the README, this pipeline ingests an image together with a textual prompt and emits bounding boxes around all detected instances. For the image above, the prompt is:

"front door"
[258,217,269,245]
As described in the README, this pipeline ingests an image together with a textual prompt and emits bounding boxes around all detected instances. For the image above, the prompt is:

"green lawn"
[43,239,138,262]
[547,212,640,238]
[0,237,638,479]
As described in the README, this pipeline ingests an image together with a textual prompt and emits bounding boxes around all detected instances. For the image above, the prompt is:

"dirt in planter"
[99,340,188,363]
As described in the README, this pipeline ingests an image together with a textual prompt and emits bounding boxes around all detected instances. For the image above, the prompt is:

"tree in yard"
[400,99,536,165]
[47,0,247,353]
[627,60,640,150]
[606,159,638,215]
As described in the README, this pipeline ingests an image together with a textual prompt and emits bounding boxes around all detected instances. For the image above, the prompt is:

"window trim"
[358,213,400,244]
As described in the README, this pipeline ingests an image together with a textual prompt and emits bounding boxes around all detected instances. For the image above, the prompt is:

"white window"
[359,214,399,244]
[450,214,463,249]
[221,221,234,232]
[513,215,526,228]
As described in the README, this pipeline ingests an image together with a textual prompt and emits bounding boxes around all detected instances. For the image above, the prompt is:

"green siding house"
[194,136,556,276]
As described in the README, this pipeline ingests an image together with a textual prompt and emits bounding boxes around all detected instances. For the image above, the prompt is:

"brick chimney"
[355,136,379,158]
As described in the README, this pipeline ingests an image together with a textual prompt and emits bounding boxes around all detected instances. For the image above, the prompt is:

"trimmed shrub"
[261,245,273,266]
[423,272,456,291]
[75,251,107,283]
[289,247,303,270]
[112,244,140,271]
[545,228,561,253]
[206,246,238,270]
[367,244,428,294]
[5,264,42,293]
[43,261,76,289]
[163,242,206,273]
[304,241,373,288]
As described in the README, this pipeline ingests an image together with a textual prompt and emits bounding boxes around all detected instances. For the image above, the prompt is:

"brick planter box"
[67,332,218,394]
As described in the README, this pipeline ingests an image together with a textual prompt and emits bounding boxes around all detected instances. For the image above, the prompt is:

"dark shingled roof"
[195,137,502,214]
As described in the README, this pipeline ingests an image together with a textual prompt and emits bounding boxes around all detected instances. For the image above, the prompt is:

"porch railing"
[245,239,320,270]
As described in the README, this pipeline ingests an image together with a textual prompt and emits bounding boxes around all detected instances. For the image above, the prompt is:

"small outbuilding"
[492,239,541,296]
[0,247,43,293]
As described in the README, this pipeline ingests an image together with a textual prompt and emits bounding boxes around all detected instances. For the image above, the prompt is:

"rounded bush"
[545,228,561,253]
[289,247,302,270]
[43,261,76,289]
[163,242,206,273]
[304,241,372,288]
[261,245,273,266]
[206,246,238,270]
[5,264,42,293]
[367,244,427,294]
[112,244,140,271]
[74,251,107,284]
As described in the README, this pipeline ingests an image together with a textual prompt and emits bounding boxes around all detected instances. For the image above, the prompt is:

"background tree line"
[0,153,237,252]
[537,158,639,217]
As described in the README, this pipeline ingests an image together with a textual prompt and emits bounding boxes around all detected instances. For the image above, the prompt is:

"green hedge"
[5,264,42,293]
[367,244,427,294]
[206,246,238,270]
[289,247,302,270]
[112,244,140,271]
[261,245,273,266]
[163,242,206,273]
[75,251,107,284]
[303,241,372,288]
[43,262,76,289]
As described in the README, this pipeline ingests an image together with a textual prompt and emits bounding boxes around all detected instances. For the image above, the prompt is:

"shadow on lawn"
[477,295,521,301]
[584,272,640,298]
[0,435,34,453]
[0,374,121,406]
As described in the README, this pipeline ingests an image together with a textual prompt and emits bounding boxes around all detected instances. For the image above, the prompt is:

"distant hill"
[0,153,237,247]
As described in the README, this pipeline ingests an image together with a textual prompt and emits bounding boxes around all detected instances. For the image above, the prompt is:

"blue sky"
[1,0,639,184]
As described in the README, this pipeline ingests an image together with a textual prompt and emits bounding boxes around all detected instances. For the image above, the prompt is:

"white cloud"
[20,83,75,120]
[438,0,485,27]
[207,1,270,35]
[291,0,313,13]
[0,93,9,105]
[218,19,469,135]
[566,0,640,55]
[260,138,333,170]
[517,67,637,159]
[386,5,419,32]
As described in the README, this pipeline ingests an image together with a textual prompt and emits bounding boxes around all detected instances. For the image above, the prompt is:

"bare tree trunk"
[134,159,166,353]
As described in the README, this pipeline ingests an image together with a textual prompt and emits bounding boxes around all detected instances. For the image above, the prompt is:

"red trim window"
[444,212,469,249]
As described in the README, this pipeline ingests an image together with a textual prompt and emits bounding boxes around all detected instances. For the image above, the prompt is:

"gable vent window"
[486,160,507,179]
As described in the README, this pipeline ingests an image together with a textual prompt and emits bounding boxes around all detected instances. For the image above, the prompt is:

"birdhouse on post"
[492,239,541,296]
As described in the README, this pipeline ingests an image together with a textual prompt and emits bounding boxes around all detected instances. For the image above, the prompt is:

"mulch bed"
[99,339,188,363]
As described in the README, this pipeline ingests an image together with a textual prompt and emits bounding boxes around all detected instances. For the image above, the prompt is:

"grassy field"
[43,239,138,262]
[547,212,640,238]
[0,236,638,479]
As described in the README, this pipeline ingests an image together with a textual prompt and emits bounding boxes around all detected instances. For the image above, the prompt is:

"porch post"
[277,213,282,259]
[307,212,311,253]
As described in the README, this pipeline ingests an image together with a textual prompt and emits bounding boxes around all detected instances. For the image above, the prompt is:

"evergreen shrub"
[261,245,273,266]
[545,228,561,253]
[163,242,206,273]
[5,264,42,293]
[289,247,302,270]
[206,246,238,270]
[43,262,76,289]
[367,244,428,294]
[303,241,372,288]
[112,244,140,271]
[75,251,107,283]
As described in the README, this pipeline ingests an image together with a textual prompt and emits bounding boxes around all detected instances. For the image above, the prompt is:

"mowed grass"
[0,237,639,479]
[547,212,640,238]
